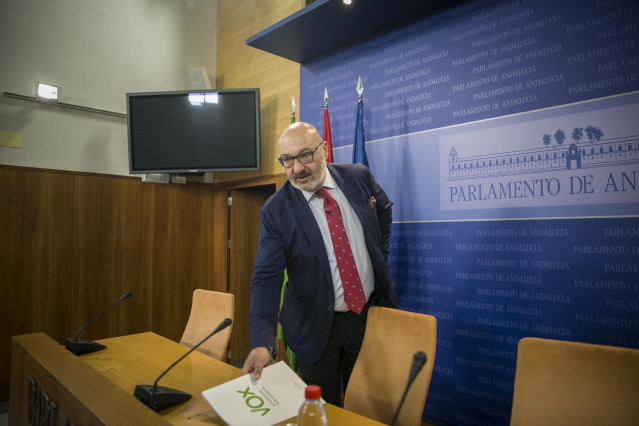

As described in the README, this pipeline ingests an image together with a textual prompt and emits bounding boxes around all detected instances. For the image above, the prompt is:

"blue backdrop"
[300,0,639,424]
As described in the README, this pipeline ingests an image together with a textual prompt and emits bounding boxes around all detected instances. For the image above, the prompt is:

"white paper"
[202,361,313,426]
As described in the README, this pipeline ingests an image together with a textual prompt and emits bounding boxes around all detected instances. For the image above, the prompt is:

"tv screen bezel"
[126,88,261,174]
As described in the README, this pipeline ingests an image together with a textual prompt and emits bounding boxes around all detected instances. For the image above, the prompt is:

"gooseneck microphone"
[389,351,427,426]
[134,317,233,412]
[64,291,133,355]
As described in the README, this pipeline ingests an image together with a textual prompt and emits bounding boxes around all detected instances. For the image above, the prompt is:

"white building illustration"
[448,135,639,180]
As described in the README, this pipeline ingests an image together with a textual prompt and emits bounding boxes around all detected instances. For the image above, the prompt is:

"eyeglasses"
[278,142,323,168]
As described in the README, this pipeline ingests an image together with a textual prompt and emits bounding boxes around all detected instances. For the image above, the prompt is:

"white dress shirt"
[300,170,374,312]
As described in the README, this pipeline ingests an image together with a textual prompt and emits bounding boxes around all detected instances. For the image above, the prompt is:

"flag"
[352,76,368,167]
[324,108,333,162]
[352,104,368,167]
[323,87,334,163]
[277,270,297,371]
[352,99,367,166]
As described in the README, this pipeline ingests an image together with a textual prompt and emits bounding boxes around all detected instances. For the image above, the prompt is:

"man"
[241,122,398,405]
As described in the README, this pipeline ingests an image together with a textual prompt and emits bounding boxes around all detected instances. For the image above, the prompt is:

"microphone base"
[134,384,192,412]
[64,338,106,355]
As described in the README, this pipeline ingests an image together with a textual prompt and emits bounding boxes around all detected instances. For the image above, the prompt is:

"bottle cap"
[305,385,322,399]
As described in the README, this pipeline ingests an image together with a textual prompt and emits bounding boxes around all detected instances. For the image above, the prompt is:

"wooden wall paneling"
[228,184,276,365]
[212,184,231,293]
[217,0,303,47]
[0,167,75,401]
[211,174,286,366]
[151,182,217,342]
[211,173,288,294]
[216,0,301,369]
[0,166,221,400]
[216,0,301,184]
[72,174,154,341]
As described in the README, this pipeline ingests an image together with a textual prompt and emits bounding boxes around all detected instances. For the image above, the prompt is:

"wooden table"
[11,332,383,425]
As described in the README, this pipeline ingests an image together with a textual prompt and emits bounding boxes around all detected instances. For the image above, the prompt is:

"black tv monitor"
[126,88,260,174]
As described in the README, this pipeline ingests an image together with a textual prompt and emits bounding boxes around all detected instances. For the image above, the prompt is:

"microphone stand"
[134,318,232,411]
[389,351,427,426]
[64,291,133,355]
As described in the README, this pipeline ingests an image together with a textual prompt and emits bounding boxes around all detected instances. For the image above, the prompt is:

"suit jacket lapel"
[330,165,378,241]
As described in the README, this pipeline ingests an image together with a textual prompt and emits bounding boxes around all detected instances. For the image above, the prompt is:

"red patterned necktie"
[315,187,366,314]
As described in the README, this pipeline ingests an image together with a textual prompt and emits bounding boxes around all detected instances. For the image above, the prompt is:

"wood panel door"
[228,184,275,366]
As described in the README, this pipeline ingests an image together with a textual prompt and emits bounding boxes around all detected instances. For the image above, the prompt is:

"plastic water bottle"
[297,385,328,426]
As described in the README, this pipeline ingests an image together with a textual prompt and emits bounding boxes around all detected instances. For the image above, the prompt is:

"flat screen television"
[126,88,260,174]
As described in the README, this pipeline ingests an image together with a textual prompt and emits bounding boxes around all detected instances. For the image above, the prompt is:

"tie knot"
[315,187,329,199]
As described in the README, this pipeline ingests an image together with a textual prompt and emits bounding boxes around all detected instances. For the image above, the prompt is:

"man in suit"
[241,122,398,405]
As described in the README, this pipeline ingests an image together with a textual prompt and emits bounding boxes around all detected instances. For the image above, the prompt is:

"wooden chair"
[344,306,437,426]
[179,289,234,362]
[510,337,639,425]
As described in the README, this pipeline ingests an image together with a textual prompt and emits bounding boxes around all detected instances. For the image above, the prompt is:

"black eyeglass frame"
[278,142,324,168]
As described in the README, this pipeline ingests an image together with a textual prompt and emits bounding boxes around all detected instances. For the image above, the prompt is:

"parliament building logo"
[441,120,639,211]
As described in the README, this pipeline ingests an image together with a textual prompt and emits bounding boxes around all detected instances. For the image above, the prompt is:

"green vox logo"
[237,387,271,416]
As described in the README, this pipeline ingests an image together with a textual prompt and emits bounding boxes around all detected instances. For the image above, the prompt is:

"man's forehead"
[279,136,318,156]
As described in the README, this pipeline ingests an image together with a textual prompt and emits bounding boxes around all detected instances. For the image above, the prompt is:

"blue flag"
[352,99,368,167]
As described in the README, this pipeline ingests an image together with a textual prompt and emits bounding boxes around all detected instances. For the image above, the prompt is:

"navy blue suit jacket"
[249,163,398,364]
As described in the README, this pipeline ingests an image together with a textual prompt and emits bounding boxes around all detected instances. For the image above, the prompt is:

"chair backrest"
[510,337,639,426]
[344,306,437,426]
[179,289,234,362]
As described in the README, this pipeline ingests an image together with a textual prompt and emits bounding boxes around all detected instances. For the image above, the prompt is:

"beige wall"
[0,0,217,176]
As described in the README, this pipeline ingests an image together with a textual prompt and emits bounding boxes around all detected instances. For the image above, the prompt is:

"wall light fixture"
[36,82,60,101]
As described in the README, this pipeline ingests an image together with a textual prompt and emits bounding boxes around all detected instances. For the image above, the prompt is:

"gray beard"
[290,157,327,192]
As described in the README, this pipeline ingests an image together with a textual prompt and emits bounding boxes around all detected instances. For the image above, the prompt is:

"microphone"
[134,317,233,411]
[389,351,427,426]
[64,291,133,355]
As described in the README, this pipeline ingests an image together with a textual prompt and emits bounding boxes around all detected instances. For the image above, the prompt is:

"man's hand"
[241,347,271,379]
